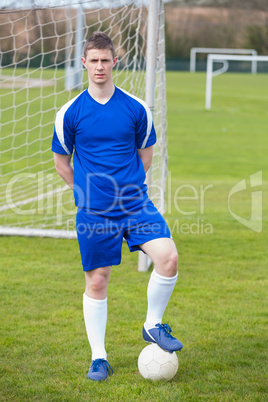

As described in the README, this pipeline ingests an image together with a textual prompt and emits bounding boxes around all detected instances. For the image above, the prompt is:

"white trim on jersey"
[54,91,84,155]
[118,87,153,149]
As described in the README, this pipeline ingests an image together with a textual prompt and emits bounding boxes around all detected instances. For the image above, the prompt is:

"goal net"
[0,0,167,240]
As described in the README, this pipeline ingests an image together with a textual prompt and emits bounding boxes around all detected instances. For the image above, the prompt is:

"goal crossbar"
[190,47,258,74]
[205,54,268,110]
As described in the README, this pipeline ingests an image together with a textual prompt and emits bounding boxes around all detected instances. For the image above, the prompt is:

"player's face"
[81,48,117,86]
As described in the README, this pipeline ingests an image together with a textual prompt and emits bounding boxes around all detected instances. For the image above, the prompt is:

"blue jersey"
[52,86,156,213]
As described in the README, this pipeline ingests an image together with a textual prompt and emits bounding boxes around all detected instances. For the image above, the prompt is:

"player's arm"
[53,152,74,189]
[137,145,154,174]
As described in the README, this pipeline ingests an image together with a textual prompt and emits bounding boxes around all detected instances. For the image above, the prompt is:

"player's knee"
[85,271,109,295]
[167,251,179,276]
[91,277,105,293]
[160,251,178,277]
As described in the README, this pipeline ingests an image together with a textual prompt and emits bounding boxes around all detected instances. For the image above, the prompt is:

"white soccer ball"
[138,343,179,381]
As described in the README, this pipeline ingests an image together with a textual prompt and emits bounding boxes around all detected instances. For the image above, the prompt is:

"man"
[52,32,183,381]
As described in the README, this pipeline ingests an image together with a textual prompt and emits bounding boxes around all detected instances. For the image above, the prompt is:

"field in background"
[0,71,267,400]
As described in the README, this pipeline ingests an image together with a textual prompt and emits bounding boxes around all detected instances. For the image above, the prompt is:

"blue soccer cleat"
[143,323,183,353]
[87,358,113,381]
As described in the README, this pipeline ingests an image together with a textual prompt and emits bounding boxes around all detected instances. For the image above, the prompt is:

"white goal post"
[0,0,168,271]
[205,54,268,110]
[190,47,258,74]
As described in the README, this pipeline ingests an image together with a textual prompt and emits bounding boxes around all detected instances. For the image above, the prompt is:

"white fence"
[205,54,268,110]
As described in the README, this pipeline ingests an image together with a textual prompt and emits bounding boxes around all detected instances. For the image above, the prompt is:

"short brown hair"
[83,31,115,59]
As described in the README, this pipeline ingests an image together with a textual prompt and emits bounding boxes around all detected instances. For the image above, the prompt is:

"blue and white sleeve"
[52,106,74,155]
[135,103,157,149]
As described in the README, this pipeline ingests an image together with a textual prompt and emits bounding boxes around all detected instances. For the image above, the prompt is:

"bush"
[246,24,268,55]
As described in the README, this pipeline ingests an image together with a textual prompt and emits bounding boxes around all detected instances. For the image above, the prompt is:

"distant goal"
[190,47,258,74]
[205,54,268,110]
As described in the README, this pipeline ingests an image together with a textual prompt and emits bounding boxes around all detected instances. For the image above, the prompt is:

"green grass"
[0,72,268,401]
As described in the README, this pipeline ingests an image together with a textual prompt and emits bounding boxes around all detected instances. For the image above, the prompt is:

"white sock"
[144,269,178,331]
[83,293,107,361]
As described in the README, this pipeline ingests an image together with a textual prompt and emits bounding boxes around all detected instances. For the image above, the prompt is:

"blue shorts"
[76,200,171,271]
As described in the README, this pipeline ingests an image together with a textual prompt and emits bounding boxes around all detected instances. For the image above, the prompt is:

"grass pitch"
[0,72,267,401]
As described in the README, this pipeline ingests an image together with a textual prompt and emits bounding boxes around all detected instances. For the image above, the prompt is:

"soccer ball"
[138,343,179,381]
